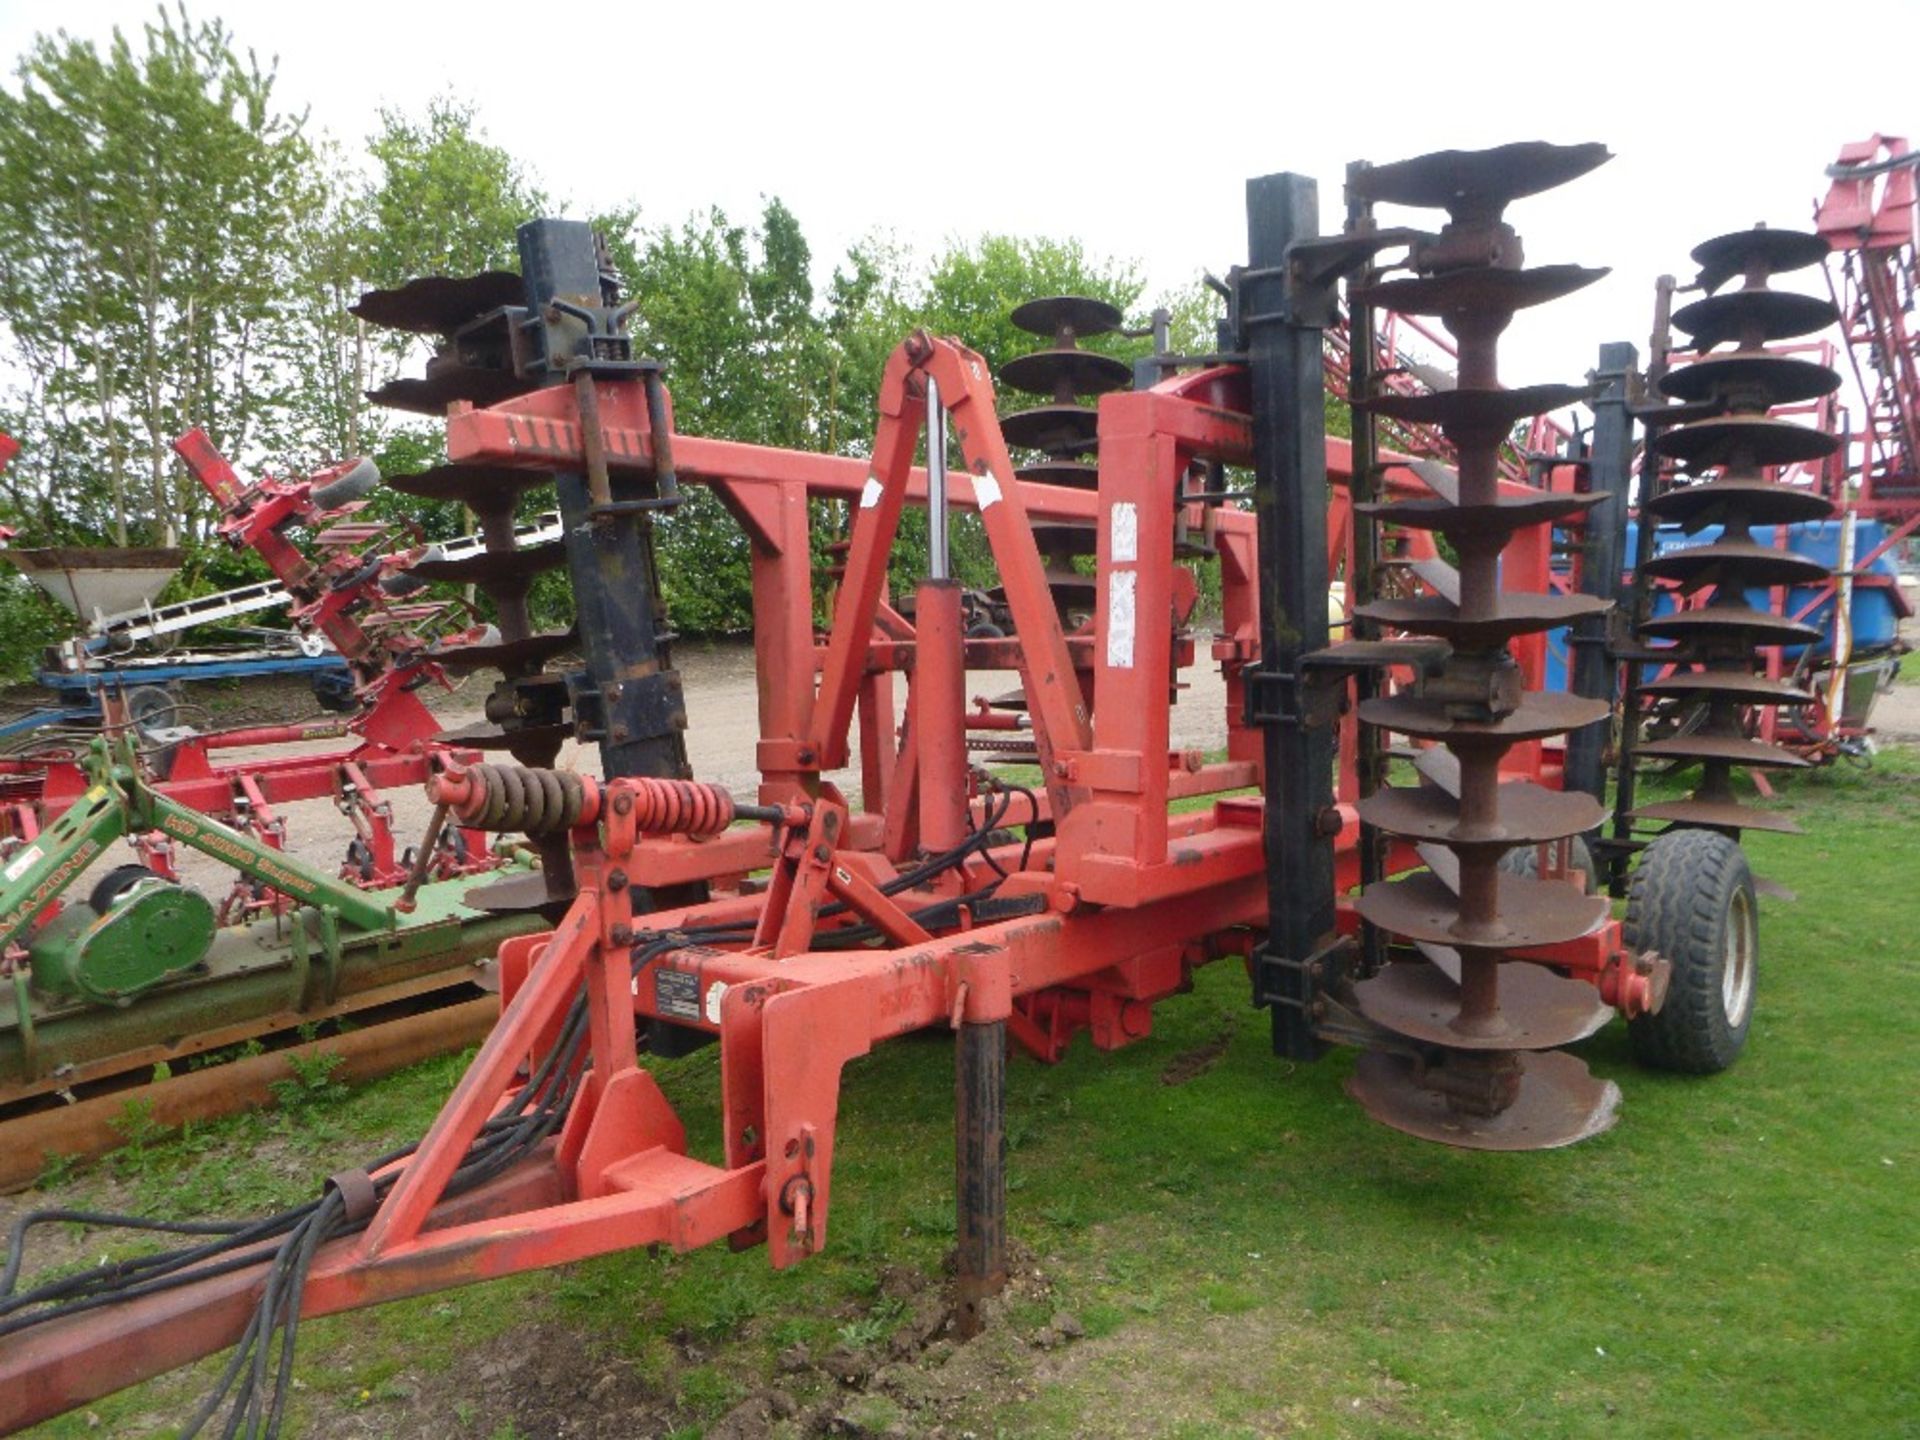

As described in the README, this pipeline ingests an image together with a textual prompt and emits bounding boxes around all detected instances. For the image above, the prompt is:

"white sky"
[0,0,1913,418]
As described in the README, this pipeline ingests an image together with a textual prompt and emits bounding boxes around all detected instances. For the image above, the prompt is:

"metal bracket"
[1242,665,1343,732]
[566,669,687,749]
[1274,226,1434,329]
[1251,934,1352,1013]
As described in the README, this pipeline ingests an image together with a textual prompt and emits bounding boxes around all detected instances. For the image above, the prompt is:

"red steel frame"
[0,333,1653,1430]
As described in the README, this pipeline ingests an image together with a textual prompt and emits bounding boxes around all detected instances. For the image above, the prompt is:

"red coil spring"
[619,777,736,837]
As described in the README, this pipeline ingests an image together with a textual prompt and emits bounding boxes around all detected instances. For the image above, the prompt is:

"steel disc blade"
[1361,691,1611,742]
[1030,522,1099,555]
[435,720,574,753]
[1638,603,1821,648]
[1009,295,1123,341]
[1411,746,1462,796]
[1355,871,1610,949]
[1358,592,1609,646]
[1638,669,1815,705]
[462,870,575,917]
[1356,491,1605,535]
[1361,384,1594,432]
[999,405,1100,452]
[388,463,555,502]
[1014,461,1100,489]
[351,271,524,334]
[1642,478,1833,528]
[998,349,1134,399]
[1346,1048,1621,1151]
[410,541,567,586]
[1658,351,1841,406]
[1637,734,1813,769]
[1671,289,1838,348]
[1690,228,1831,293]
[987,571,1098,608]
[368,368,535,416]
[430,628,578,674]
[1349,141,1612,213]
[1638,538,1831,588]
[1355,264,1608,319]
[984,687,1027,712]
[1354,959,1613,1050]
[1357,782,1604,848]
[1631,798,1802,834]
[1651,414,1840,468]
[1388,458,1459,502]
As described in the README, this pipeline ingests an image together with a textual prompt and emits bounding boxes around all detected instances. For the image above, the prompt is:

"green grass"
[15,753,1920,1438]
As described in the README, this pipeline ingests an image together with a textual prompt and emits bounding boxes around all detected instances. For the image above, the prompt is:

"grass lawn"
[10,750,1918,1439]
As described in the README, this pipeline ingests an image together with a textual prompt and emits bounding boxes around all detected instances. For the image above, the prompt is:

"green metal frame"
[0,738,394,949]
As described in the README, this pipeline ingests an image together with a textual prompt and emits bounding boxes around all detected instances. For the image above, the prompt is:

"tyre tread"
[1624,829,1755,1073]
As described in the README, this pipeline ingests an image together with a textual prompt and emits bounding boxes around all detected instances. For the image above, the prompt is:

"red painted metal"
[0,329,1638,1430]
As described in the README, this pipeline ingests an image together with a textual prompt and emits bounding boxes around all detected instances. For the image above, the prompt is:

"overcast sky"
[0,0,1912,417]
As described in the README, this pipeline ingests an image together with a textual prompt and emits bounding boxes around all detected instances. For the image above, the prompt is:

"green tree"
[0,6,309,547]
[612,198,838,632]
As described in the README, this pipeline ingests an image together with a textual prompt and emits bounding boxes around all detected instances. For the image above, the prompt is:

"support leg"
[953,1018,1007,1339]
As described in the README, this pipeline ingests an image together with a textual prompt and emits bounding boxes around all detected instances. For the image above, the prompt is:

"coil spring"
[456,764,589,835]
[622,777,737,837]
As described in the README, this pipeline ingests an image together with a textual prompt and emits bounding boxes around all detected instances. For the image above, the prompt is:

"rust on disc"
[411,542,567,586]
[998,349,1134,399]
[1348,141,1612,213]
[1353,960,1614,1051]
[1387,458,1459,502]
[1631,798,1802,834]
[1358,592,1608,646]
[1642,477,1833,529]
[1356,491,1603,534]
[1362,384,1593,431]
[1638,602,1821,648]
[1637,733,1814,769]
[1355,264,1608,318]
[1354,871,1610,949]
[1360,691,1611,742]
[1638,669,1815,705]
[1652,414,1840,469]
[1357,782,1604,848]
[431,628,579,674]
[435,720,574,753]
[1346,1047,1621,1151]
[1658,351,1841,407]
[1638,537,1832,588]
[351,271,524,334]
[999,405,1100,452]
[1671,289,1838,348]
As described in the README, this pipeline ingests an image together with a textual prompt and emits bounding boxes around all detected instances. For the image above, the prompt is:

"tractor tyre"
[1623,829,1757,1074]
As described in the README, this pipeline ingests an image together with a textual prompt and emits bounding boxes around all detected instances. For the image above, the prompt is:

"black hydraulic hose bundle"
[0,808,1032,1436]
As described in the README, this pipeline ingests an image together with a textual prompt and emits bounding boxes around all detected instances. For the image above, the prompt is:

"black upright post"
[516,220,709,1053]
[952,1017,1006,1338]
[1564,340,1637,805]
[516,220,694,788]
[1243,174,1337,1061]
